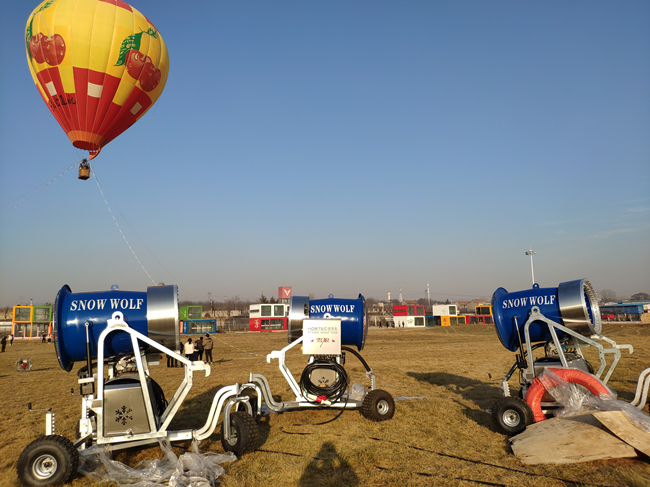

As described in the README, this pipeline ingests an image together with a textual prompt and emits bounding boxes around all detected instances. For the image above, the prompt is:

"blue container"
[54,284,179,371]
[309,294,367,351]
[492,279,601,352]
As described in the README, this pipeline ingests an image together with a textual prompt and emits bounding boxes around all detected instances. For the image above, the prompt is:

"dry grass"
[2,324,650,487]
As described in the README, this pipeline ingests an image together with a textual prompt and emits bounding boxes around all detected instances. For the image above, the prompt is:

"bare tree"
[631,292,650,301]
[599,289,617,304]
[1,307,11,320]
[365,297,378,309]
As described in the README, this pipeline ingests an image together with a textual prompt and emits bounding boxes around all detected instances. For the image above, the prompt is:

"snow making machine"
[489,278,637,435]
[233,294,395,423]
[17,284,259,487]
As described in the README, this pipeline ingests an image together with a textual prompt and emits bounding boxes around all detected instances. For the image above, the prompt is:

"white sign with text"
[302,319,341,355]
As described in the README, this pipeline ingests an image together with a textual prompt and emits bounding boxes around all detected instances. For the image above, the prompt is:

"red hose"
[525,368,611,423]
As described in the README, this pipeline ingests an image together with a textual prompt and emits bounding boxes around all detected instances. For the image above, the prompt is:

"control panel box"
[302,319,341,355]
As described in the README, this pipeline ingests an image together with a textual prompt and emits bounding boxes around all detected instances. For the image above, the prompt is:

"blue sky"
[1,0,649,307]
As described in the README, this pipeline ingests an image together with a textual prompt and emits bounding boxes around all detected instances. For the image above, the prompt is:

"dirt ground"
[2,324,650,487]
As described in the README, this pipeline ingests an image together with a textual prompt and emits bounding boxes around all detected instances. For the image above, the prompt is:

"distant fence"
[0,321,12,335]
[182,317,249,335]
[219,322,250,333]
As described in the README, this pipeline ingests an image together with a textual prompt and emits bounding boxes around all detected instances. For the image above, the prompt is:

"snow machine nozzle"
[53,284,179,371]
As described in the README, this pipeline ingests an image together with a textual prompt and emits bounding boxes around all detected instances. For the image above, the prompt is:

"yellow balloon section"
[25,0,169,159]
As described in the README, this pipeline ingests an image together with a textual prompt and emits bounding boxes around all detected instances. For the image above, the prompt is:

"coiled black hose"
[299,360,349,403]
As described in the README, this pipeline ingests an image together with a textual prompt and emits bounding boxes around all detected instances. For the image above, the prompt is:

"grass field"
[2,324,650,487]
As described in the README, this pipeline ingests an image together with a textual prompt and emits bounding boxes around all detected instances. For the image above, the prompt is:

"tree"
[1,307,11,320]
[260,293,268,304]
[599,289,616,304]
[631,292,650,301]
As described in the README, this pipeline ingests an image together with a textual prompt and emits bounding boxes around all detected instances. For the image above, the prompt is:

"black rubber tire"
[237,394,258,417]
[491,397,533,435]
[361,389,395,421]
[220,411,259,456]
[17,435,79,486]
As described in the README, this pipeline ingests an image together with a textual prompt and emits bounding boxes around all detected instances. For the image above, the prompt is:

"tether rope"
[214,336,257,356]
[91,167,156,285]
[267,427,614,487]
[5,161,77,210]
[89,167,179,286]
[259,438,616,487]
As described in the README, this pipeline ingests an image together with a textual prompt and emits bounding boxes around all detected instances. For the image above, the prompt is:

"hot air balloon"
[25,0,169,161]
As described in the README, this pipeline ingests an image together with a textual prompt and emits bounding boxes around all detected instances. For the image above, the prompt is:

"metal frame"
[520,307,632,384]
[234,334,377,413]
[498,307,633,398]
[496,307,650,416]
[630,367,650,409]
[73,311,252,452]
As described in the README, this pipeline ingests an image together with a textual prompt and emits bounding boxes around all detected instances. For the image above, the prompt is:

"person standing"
[1,335,6,352]
[203,334,214,364]
[9,334,13,345]
[183,338,195,361]
[195,336,204,361]
[166,352,177,368]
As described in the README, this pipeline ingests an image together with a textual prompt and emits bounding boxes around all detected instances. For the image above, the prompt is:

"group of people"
[167,333,215,367]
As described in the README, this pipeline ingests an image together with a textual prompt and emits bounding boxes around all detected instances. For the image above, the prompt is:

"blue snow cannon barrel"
[492,278,601,352]
[53,284,179,372]
[287,294,367,351]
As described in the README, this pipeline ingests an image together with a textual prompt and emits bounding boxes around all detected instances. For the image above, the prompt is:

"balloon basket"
[78,159,90,180]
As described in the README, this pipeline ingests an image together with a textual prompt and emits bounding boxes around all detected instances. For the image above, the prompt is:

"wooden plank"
[594,410,650,457]
[510,415,637,465]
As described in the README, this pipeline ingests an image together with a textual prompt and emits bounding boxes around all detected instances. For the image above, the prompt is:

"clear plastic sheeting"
[537,369,650,433]
[343,383,367,401]
[78,441,236,487]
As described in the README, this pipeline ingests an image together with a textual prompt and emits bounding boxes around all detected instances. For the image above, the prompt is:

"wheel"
[491,397,533,435]
[220,411,259,456]
[361,389,395,421]
[17,435,79,486]
[237,394,258,417]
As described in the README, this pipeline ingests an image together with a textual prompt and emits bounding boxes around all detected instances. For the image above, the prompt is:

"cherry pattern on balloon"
[116,28,163,92]
[26,2,66,66]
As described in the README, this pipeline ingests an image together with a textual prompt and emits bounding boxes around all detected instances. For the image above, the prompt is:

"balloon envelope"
[25,0,169,159]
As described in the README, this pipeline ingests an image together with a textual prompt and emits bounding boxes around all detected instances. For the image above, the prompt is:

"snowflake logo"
[115,405,133,425]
